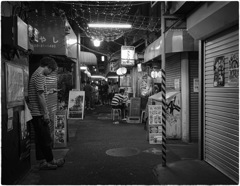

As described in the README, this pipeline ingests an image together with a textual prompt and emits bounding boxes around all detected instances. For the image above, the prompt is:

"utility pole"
[161,2,167,167]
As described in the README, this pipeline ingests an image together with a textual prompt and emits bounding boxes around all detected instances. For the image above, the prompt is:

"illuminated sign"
[121,46,135,66]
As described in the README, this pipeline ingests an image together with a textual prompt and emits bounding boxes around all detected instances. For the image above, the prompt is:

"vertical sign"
[148,105,162,144]
[121,46,135,66]
[54,111,67,148]
[67,90,85,119]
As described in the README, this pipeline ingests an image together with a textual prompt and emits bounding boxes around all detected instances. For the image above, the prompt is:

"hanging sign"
[28,16,67,55]
[228,53,239,87]
[67,90,85,119]
[110,62,115,72]
[121,46,135,66]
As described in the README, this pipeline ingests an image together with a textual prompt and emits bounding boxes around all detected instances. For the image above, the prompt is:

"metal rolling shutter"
[166,53,181,89]
[189,53,199,142]
[204,27,239,183]
[46,71,58,134]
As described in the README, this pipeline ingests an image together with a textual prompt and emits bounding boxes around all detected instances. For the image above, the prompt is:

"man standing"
[28,57,65,170]
[83,80,94,110]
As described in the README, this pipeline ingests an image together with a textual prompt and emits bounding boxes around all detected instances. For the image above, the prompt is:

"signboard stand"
[67,90,85,119]
[148,105,162,144]
[127,97,141,123]
[53,110,67,148]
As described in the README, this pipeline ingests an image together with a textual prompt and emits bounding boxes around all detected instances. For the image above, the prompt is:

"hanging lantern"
[120,67,127,75]
[116,68,123,75]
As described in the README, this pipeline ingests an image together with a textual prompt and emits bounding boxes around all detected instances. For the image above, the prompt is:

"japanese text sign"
[121,46,135,66]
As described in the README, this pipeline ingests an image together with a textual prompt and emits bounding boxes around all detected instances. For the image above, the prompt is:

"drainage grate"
[106,147,140,157]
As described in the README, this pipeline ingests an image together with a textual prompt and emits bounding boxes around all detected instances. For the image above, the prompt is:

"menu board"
[148,105,162,144]
[67,90,85,119]
[6,62,24,108]
[54,111,67,148]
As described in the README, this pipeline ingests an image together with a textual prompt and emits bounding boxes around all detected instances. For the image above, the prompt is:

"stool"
[111,108,122,121]
[140,110,146,123]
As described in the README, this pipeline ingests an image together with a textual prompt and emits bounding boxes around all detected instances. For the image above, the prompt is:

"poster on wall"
[54,112,67,148]
[140,71,153,97]
[7,108,13,132]
[67,90,85,119]
[193,78,199,92]
[148,105,162,144]
[6,63,24,108]
[174,79,180,90]
[120,74,131,87]
[213,56,225,87]
[228,53,239,87]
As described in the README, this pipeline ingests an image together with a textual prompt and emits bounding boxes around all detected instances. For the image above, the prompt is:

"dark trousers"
[32,116,53,162]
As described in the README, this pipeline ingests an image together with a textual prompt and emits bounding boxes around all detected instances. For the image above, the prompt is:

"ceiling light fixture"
[88,23,132,29]
[93,39,101,47]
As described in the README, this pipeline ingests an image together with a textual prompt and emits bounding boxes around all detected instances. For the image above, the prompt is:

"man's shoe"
[39,161,57,170]
[49,158,65,167]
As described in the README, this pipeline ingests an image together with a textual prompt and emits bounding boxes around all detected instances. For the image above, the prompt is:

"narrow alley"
[19,105,234,185]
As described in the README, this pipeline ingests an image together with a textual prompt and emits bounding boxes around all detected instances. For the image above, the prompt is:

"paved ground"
[18,104,236,185]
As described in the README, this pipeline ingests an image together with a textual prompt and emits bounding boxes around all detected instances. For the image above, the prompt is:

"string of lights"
[63,2,161,42]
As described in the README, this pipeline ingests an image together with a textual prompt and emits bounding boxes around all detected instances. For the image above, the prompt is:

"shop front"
[187,1,239,183]
[142,29,198,142]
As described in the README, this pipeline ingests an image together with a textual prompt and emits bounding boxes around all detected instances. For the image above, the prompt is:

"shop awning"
[79,51,97,65]
[71,51,97,66]
[143,29,198,63]
[148,91,179,102]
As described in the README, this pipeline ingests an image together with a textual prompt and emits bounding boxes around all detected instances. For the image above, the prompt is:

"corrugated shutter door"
[204,27,239,183]
[189,53,199,142]
[166,53,181,88]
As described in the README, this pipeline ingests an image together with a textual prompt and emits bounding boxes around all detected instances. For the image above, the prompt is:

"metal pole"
[161,2,167,167]
[76,33,81,90]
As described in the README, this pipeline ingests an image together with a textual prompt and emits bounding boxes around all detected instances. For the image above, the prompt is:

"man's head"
[40,57,58,76]
[119,89,125,95]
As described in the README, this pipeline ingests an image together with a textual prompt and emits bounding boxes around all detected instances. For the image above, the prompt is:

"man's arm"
[37,90,49,120]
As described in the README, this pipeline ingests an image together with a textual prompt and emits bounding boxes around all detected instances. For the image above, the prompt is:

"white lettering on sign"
[53,37,59,43]
[39,36,47,43]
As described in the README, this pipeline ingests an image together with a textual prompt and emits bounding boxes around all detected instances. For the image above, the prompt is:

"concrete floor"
[18,104,236,185]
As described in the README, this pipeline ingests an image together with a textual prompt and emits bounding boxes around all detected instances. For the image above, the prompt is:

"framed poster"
[5,62,24,108]
[54,111,67,148]
[67,90,85,119]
